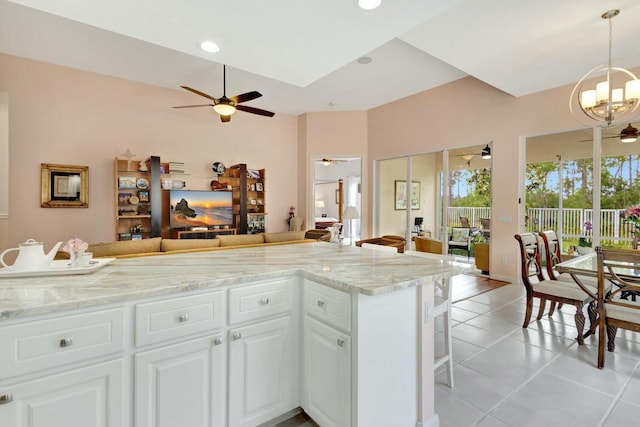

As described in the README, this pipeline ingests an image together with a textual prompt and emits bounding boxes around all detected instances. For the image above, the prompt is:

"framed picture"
[118,192,133,204]
[255,182,263,192]
[118,176,137,188]
[247,169,261,179]
[41,163,89,208]
[138,190,149,202]
[394,180,420,210]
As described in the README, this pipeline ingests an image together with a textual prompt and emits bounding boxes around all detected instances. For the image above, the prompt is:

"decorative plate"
[212,162,226,175]
[128,195,140,205]
[136,178,149,189]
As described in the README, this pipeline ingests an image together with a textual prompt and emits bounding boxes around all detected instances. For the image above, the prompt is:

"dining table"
[556,251,640,337]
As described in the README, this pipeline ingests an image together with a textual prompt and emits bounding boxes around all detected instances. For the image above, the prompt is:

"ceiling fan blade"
[180,86,218,102]
[220,114,231,123]
[172,104,214,109]
[236,104,275,117]
[230,91,262,105]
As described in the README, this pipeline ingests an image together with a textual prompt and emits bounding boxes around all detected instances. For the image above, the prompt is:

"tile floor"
[434,283,640,427]
[276,281,640,427]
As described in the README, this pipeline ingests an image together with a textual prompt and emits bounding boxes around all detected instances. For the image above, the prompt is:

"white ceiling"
[2,0,640,116]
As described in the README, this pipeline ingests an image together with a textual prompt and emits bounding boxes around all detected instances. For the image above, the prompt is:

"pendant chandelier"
[569,9,640,126]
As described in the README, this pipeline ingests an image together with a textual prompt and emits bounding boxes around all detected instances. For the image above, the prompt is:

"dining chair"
[538,230,599,319]
[459,216,471,228]
[405,250,455,387]
[448,227,471,259]
[514,233,594,344]
[360,243,398,253]
[480,218,491,239]
[596,246,640,368]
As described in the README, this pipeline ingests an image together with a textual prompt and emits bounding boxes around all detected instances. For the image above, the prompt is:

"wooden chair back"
[539,230,562,280]
[480,218,490,230]
[597,247,640,308]
[459,216,471,228]
[514,232,545,291]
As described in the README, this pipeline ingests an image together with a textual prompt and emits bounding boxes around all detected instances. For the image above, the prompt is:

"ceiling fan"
[579,123,639,143]
[317,158,348,166]
[173,65,275,123]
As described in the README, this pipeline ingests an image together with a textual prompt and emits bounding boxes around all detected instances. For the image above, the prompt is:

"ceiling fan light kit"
[481,145,491,159]
[570,9,640,126]
[356,0,382,10]
[620,123,639,143]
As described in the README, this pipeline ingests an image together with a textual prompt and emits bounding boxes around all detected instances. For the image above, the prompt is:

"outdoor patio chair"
[596,247,640,368]
[448,227,471,259]
[514,232,595,345]
[459,216,471,228]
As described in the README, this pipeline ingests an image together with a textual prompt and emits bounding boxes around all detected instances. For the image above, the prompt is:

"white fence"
[447,206,635,245]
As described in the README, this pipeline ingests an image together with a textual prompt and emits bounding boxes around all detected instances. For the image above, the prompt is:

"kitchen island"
[0,242,471,427]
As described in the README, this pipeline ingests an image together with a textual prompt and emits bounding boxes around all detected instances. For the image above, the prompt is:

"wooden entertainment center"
[115,158,266,240]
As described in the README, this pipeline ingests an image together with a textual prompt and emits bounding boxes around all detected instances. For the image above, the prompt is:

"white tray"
[0,258,116,279]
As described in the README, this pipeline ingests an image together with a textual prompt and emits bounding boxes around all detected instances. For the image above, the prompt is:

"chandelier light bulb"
[357,0,382,10]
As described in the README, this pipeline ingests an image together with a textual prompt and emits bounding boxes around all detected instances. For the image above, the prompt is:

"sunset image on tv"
[169,190,233,228]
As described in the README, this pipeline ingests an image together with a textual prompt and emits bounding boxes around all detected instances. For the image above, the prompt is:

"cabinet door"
[0,359,124,427]
[228,316,297,427]
[302,315,351,427]
[135,335,225,427]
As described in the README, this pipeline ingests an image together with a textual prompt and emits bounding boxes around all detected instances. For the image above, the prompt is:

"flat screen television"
[169,190,233,229]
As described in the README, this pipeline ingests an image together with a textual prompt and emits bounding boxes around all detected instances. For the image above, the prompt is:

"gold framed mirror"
[41,163,89,208]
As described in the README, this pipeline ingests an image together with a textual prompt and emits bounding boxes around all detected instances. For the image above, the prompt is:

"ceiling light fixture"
[212,103,236,116]
[620,123,639,143]
[200,41,220,53]
[481,145,492,160]
[357,0,382,10]
[569,9,640,126]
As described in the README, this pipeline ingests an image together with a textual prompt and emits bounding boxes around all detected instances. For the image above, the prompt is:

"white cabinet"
[228,316,297,427]
[135,334,226,427]
[302,315,351,427]
[0,359,124,427]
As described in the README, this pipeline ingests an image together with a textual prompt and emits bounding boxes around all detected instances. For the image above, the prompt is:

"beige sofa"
[57,231,313,259]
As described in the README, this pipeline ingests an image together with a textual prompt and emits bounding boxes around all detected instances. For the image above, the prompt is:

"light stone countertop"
[0,242,473,320]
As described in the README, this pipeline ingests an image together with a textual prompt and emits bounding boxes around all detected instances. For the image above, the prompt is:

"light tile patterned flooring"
[276,278,640,427]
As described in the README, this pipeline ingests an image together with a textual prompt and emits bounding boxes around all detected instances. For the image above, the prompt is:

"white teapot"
[0,239,63,271]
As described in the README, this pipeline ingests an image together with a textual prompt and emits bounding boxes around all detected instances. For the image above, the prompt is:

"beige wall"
[298,112,369,235]
[0,54,298,248]
[367,76,602,281]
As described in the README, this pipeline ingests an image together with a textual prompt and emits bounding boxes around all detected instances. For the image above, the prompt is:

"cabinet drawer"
[0,308,124,378]
[228,279,292,324]
[304,280,351,332]
[136,291,224,347]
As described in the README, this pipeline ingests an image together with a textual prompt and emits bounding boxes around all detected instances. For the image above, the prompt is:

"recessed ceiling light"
[200,41,220,53]
[357,56,373,65]
[357,0,382,10]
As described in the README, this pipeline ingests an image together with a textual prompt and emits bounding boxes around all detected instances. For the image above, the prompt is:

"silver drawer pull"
[317,300,325,308]
[232,332,242,341]
[214,337,223,346]
[178,314,190,322]
[0,394,12,405]
[260,297,270,305]
[59,338,73,348]
[337,339,345,347]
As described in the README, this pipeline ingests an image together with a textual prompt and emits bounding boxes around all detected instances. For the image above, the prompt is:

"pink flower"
[62,238,88,253]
